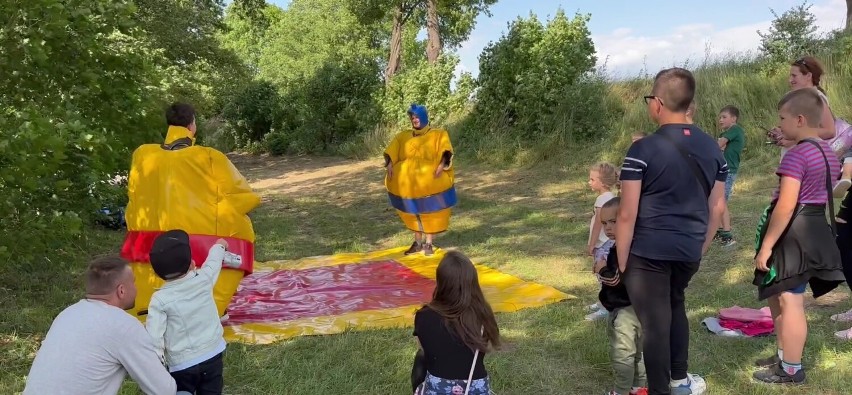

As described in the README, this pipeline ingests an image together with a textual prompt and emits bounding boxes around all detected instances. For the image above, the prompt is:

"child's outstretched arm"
[197,240,229,287]
[755,176,801,271]
[587,206,604,256]
[144,298,167,365]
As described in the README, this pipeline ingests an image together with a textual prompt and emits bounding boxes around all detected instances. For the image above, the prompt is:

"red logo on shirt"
[683,128,691,136]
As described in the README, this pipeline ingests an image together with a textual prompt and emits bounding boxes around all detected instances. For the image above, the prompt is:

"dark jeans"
[623,254,699,395]
[171,352,224,395]
[836,221,852,286]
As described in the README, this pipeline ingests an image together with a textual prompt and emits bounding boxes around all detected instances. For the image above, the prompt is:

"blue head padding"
[407,104,429,129]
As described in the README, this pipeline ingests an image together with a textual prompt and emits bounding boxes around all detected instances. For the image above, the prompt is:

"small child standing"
[715,105,746,247]
[586,162,618,321]
[594,197,648,395]
[146,229,241,394]
[752,88,845,384]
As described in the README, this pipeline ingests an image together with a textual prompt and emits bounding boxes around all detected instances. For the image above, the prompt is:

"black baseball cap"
[149,230,192,280]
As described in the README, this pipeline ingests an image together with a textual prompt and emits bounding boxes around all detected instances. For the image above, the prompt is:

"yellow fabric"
[126,127,261,318]
[163,124,197,145]
[384,126,454,200]
[223,247,571,344]
[397,209,451,234]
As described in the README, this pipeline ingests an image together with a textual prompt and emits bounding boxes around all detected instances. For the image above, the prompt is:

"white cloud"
[453,0,847,80]
[594,0,846,78]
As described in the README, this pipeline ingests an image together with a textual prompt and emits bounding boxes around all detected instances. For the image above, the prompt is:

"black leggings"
[623,254,699,395]
[836,221,852,286]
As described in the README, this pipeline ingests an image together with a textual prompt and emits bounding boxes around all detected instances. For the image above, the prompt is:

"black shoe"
[404,241,422,255]
[753,363,805,385]
[712,230,723,242]
[719,236,736,248]
[423,243,434,256]
[754,354,781,368]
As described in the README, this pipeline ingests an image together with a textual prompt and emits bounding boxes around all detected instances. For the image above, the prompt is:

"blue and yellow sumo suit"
[383,105,456,234]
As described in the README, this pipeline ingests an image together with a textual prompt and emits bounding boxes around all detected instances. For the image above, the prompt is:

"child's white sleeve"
[198,244,227,286]
[144,297,167,365]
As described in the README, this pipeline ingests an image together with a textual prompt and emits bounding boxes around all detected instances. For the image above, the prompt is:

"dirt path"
[230,153,588,212]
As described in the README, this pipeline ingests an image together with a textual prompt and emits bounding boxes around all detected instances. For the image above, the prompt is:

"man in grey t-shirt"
[24,256,178,395]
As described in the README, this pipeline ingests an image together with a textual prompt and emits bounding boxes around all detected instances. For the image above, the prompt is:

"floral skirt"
[415,372,491,395]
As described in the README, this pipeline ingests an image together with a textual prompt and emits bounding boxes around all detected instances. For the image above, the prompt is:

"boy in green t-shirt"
[715,105,745,247]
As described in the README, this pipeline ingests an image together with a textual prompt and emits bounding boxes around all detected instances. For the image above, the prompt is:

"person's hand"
[215,239,228,250]
[593,259,606,274]
[754,249,771,272]
[766,127,794,147]
[434,165,443,178]
[586,243,595,256]
[386,163,393,179]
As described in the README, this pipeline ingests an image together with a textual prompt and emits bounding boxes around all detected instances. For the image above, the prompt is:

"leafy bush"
[221,80,284,146]
[0,0,165,263]
[459,10,602,161]
[758,2,821,67]
[380,56,474,127]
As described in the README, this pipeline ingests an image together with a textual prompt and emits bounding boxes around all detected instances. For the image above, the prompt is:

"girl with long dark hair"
[412,251,500,395]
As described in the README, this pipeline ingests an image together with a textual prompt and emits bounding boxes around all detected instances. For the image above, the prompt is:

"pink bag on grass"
[718,306,773,324]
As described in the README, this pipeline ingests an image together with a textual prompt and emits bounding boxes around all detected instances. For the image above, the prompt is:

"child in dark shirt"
[594,197,648,395]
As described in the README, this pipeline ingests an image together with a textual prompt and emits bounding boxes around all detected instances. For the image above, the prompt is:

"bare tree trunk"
[847,0,852,32]
[385,5,404,83]
[426,0,441,64]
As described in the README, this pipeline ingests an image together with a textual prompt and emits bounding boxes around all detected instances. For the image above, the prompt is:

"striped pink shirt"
[772,139,840,204]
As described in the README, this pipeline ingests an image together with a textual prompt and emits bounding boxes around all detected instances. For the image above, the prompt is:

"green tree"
[258,0,379,85]
[758,2,820,65]
[351,0,496,79]
[472,10,599,140]
[0,0,166,263]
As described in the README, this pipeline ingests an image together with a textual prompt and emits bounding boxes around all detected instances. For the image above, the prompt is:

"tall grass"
[347,52,852,172]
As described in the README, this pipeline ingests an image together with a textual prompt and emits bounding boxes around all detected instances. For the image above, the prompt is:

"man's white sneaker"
[671,373,706,395]
[584,308,609,321]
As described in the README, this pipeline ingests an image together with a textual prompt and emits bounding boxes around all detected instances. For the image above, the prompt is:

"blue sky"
[267,0,845,77]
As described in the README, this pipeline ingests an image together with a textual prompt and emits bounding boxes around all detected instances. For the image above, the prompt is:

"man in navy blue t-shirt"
[616,68,727,395]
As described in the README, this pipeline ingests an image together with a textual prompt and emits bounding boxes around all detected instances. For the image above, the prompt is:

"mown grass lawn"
[2,153,851,394]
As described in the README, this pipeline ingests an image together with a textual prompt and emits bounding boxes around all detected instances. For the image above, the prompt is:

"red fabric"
[718,318,775,337]
[223,260,436,326]
[121,230,254,273]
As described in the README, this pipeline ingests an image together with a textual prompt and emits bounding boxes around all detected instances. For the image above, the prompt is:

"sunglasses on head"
[794,58,810,72]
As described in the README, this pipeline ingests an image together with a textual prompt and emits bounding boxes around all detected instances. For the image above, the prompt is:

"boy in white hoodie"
[147,229,240,394]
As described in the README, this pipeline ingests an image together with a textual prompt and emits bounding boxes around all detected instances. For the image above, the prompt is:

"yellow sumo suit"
[121,125,260,320]
[384,105,456,235]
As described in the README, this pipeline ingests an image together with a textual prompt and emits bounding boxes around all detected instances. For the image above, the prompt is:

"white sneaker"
[834,179,852,198]
[831,308,852,322]
[835,327,852,341]
[587,302,603,312]
[671,373,706,395]
[585,308,609,321]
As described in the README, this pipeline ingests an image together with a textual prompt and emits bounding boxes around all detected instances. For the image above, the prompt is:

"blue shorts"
[724,172,737,201]
[787,283,807,294]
